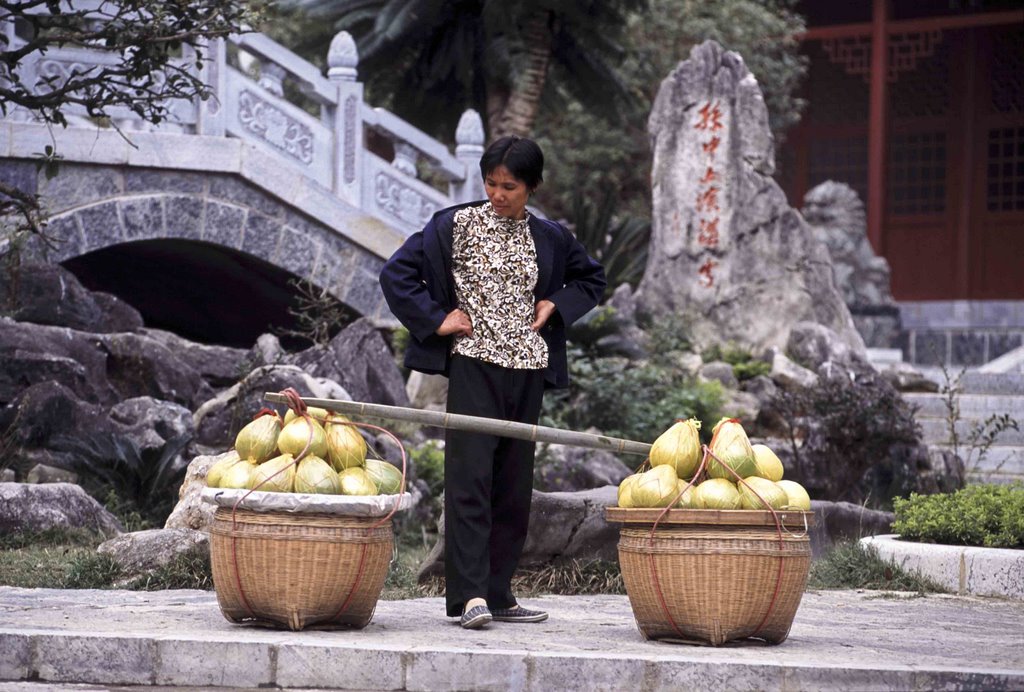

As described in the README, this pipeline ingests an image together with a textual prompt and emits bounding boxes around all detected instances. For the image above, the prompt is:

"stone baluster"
[258,62,286,98]
[327,31,363,207]
[195,37,227,137]
[391,141,419,177]
[450,109,485,203]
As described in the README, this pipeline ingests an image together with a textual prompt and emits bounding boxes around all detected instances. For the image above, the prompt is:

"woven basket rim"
[605,507,815,528]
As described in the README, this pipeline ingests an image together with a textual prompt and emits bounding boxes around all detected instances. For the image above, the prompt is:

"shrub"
[893,483,1024,549]
[542,346,723,446]
[770,371,921,505]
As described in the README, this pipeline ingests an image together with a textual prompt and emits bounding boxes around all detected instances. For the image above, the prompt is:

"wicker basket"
[209,507,393,630]
[606,507,814,646]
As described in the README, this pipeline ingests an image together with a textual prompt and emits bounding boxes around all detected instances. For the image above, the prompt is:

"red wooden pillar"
[955,30,977,298]
[867,0,888,253]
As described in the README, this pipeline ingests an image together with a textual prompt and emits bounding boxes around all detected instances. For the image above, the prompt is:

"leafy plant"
[893,483,1024,549]
[807,541,947,594]
[60,552,123,589]
[568,188,650,291]
[55,432,192,528]
[542,346,723,446]
[702,343,771,381]
[511,559,624,596]
[938,365,1021,480]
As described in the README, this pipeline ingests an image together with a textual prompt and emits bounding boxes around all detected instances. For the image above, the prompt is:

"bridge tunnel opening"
[62,239,354,350]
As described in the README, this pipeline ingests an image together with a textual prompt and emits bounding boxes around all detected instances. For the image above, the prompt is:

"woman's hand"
[437,308,473,337]
[531,300,556,332]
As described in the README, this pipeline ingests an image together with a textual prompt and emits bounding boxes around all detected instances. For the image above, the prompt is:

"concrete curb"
[2,588,1023,690]
[861,534,1024,599]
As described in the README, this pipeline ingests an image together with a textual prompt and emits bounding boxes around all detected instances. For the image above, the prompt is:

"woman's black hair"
[479,135,544,190]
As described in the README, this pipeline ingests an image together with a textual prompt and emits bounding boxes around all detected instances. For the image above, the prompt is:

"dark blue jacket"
[379,201,606,388]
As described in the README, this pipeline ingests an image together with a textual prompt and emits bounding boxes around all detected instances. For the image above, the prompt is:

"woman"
[379,136,606,629]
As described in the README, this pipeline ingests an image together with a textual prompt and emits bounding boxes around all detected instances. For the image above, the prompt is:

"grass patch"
[808,541,947,594]
[125,547,213,591]
[512,559,624,596]
[0,528,110,588]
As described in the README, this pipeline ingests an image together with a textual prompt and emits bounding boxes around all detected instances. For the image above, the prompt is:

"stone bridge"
[0,18,484,346]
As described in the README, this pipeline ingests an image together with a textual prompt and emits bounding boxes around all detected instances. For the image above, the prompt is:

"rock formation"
[637,41,864,356]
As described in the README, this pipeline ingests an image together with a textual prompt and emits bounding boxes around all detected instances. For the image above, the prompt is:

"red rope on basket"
[643,433,790,643]
[329,419,408,621]
[646,447,709,641]
[227,388,312,621]
[700,430,788,640]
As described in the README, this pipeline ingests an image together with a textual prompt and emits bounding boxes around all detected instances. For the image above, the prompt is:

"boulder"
[98,527,208,586]
[0,318,210,408]
[0,263,142,333]
[406,371,449,415]
[699,361,738,389]
[0,482,123,536]
[810,500,894,558]
[636,41,864,357]
[163,452,224,532]
[26,463,78,484]
[535,445,634,492]
[769,350,818,389]
[109,396,194,459]
[250,333,286,368]
[0,469,14,482]
[192,364,351,450]
[879,362,941,393]
[721,390,760,427]
[142,328,251,388]
[786,321,859,372]
[291,318,410,408]
[418,486,620,582]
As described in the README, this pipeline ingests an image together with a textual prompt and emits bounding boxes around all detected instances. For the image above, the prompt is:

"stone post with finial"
[327,30,363,207]
[450,109,485,203]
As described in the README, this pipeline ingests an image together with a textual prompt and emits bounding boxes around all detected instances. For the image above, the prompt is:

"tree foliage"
[276,0,644,139]
[0,0,259,250]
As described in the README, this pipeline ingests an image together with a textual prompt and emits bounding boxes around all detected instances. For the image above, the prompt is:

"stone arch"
[26,164,389,323]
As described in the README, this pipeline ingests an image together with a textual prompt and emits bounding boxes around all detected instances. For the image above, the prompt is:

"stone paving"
[1,587,1023,690]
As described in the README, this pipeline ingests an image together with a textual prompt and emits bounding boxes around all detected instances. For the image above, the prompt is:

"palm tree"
[279,0,643,139]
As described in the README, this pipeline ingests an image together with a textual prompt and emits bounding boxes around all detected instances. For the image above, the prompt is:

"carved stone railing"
[2,4,485,239]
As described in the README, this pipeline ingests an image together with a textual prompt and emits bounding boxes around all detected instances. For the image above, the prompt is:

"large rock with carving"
[636,41,864,357]
[802,182,900,348]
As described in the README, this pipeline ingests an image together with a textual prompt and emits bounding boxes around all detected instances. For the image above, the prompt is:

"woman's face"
[484,165,531,220]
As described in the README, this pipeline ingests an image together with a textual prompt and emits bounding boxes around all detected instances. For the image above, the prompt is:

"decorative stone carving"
[802,181,901,349]
[455,109,485,157]
[375,170,436,227]
[327,31,359,81]
[636,41,864,357]
[238,90,313,164]
[344,95,357,183]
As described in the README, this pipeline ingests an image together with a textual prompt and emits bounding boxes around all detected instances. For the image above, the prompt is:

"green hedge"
[892,483,1024,549]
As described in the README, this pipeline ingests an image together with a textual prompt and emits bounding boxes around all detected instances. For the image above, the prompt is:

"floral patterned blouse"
[450,202,549,369]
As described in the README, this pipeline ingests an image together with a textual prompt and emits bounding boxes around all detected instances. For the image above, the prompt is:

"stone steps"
[927,444,1024,479]
[917,418,1024,446]
[903,393,1024,419]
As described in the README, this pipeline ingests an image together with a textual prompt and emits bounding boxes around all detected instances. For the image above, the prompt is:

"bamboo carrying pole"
[264,393,652,457]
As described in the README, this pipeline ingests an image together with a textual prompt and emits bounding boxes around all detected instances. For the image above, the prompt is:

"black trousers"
[443,354,546,617]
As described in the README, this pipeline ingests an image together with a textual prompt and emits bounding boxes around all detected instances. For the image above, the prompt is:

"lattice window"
[808,136,868,204]
[986,127,1024,212]
[888,132,946,214]
[805,42,869,124]
[890,33,950,118]
[991,27,1024,114]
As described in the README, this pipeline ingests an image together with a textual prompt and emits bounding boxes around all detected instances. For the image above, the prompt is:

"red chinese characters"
[692,100,726,288]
